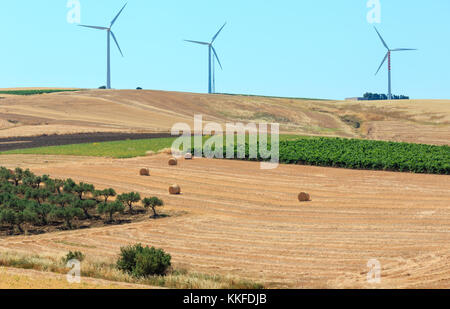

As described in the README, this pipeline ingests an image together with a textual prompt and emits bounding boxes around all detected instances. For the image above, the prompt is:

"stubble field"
[0,89,449,289]
[0,153,448,288]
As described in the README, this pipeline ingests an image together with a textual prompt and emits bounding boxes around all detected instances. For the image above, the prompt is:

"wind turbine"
[185,23,226,94]
[374,27,417,100]
[79,3,127,89]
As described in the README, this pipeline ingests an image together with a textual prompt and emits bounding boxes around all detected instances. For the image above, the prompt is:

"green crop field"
[1,135,299,159]
[2,135,448,174]
[198,138,449,175]
[0,89,79,96]
[1,137,180,158]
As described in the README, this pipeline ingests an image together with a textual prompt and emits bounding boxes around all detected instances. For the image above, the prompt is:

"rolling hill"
[0,89,448,145]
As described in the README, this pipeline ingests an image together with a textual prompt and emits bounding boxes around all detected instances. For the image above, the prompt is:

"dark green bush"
[117,244,171,277]
[63,251,85,263]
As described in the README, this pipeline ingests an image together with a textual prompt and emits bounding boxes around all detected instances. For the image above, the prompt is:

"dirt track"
[0,154,448,288]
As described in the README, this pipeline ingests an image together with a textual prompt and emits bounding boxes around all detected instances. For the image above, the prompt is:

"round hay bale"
[159,148,183,157]
[298,192,311,202]
[184,153,193,160]
[139,168,150,176]
[158,148,173,155]
[168,158,178,166]
[169,184,181,195]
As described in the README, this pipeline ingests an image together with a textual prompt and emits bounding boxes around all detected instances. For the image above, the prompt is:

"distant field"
[0,89,448,144]
[0,89,79,96]
[216,92,332,101]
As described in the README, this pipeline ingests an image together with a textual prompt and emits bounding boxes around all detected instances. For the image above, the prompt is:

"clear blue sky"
[1,0,449,99]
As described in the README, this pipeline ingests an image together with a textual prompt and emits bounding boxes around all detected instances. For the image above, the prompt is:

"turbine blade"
[184,40,209,46]
[212,46,223,70]
[79,25,108,30]
[211,22,226,43]
[110,2,128,27]
[110,31,124,57]
[391,48,417,51]
[374,27,389,50]
[375,52,388,75]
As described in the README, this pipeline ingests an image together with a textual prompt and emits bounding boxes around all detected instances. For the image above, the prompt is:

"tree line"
[363,93,410,100]
[0,167,164,234]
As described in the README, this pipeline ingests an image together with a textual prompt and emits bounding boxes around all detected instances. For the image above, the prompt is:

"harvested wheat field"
[0,89,448,145]
[0,154,448,288]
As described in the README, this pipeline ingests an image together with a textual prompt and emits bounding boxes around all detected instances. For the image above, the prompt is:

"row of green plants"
[0,167,164,234]
[0,89,78,96]
[191,137,449,174]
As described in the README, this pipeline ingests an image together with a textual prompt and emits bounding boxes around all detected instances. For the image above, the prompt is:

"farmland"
[0,89,448,145]
[211,138,449,174]
[4,135,449,174]
[0,153,448,288]
[1,135,298,158]
[0,89,449,289]
[2,137,181,158]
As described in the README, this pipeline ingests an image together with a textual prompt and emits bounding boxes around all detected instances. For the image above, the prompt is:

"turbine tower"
[374,27,417,100]
[79,3,127,89]
[185,23,226,94]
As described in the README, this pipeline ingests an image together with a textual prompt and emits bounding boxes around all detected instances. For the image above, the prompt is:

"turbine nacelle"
[374,27,417,75]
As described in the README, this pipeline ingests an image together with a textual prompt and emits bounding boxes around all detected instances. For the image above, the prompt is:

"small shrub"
[63,251,85,263]
[117,244,171,277]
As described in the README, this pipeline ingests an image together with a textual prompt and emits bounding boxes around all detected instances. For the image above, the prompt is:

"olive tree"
[50,207,83,229]
[118,192,141,214]
[142,197,164,218]
[97,201,124,222]
[74,199,98,219]
[95,188,117,203]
